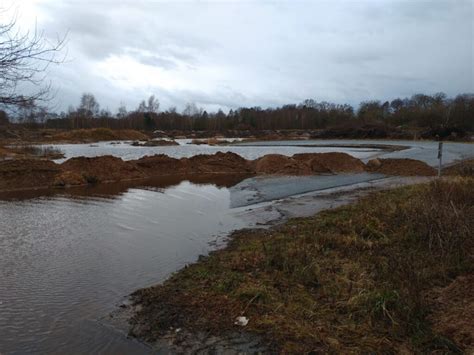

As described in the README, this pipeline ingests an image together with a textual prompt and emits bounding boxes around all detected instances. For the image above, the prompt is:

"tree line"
[5,92,471,134]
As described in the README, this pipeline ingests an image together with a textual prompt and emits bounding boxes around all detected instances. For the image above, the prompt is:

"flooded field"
[238,139,474,166]
[49,139,383,163]
[0,178,248,354]
[0,171,389,354]
[45,139,474,168]
[1,140,472,354]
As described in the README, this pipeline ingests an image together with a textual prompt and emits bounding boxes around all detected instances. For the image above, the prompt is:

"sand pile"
[366,158,436,176]
[443,159,474,176]
[61,156,146,183]
[52,128,149,143]
[254,152,366,175]
[0,151,445,193]
[132,140,179,147]
[135,155,184,174]
[184,152,253,174]
[293,152,365,173]
[254,154,311,175]
[0,159,61,190]
[53,171,86,187]
[190,138,220,145]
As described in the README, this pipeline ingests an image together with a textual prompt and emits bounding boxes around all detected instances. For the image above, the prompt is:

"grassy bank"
[131,178,474,353]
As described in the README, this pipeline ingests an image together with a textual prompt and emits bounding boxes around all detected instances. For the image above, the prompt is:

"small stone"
[234,316,249,326]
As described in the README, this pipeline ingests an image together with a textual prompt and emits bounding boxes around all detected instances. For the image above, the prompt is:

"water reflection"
[0,178,248,354]
[0,173,249,201]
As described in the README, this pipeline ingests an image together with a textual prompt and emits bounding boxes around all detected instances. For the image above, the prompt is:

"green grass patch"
[131,178,474,353]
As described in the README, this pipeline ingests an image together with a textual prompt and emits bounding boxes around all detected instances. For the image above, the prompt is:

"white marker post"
[438,141,443,177]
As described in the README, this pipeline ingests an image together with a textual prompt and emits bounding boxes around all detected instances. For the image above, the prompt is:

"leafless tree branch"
[0,11,66,109]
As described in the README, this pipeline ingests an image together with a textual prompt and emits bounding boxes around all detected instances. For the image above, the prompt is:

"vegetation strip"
[130,177,473,353]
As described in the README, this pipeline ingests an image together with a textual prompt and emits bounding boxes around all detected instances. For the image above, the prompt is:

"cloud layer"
[7,0,474,113]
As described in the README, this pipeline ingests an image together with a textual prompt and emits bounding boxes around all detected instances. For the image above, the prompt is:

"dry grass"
[131,178,474,353]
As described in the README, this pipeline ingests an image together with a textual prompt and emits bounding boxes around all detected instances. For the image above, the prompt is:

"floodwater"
[49,139,383,163]
[0,170,390,354]
[0,177,248,354]
[1,140,472,354]
[46,139,474,167]
[238,139,474,166]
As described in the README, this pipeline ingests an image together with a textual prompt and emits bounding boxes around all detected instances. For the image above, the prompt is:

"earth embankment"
[0,152,442,192]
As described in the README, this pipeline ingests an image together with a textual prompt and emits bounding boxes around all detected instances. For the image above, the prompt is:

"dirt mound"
[53,171,86,187]
[429,275,474,352]
[184,152,253,174]
[293,152,365,173]
[132,139,179,147]
[190,138,220,145]
[52,128,149,143]
[0,152,441,193]
[61,155,146,183]
[135,155,184,175]
[366,158,436,176]
[0,159,61,190]
[443,159,474,176]
[254,154,311,175]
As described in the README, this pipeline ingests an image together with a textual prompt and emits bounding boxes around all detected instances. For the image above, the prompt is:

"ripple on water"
[0,180,247,354]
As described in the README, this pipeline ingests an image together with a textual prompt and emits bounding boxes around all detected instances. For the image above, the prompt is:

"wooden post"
[438,141,443,177]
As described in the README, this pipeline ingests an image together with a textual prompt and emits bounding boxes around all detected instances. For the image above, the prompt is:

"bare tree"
[0,12,66,108]
[117,102,127,118]
[78,93,100,118]
[136,95,160,113]
[147,95,159,113]
[182,102,201,117]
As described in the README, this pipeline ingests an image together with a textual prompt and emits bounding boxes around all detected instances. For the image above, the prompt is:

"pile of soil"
[254,152,366,175]
[132,140,179,147]
[135,155,185,175]
[60,156,146,184]
[366,158,436,176]
[254,154,311,175]
[52,128,149,143]
[0,159,61,191]
[53,171,86,187]
[443,159,474,176]
[190,138,220,145]
[293,152,366,173]
[428,275,474,352]
[0,151,445,192]
[184,152,253,174]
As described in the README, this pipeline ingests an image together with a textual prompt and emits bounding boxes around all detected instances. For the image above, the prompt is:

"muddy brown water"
[0,170,390,354]
[1,141,472,354]
[0,177,251,354]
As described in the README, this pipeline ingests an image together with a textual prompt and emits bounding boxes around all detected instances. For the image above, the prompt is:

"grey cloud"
[135,55,177,70]
[18,0,473,112]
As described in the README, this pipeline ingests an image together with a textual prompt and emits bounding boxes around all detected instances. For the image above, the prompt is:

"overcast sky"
[3,0,474,113]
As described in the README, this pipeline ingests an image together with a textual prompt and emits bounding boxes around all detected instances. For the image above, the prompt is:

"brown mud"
[0,152,441,193]
[0,128,149,144]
